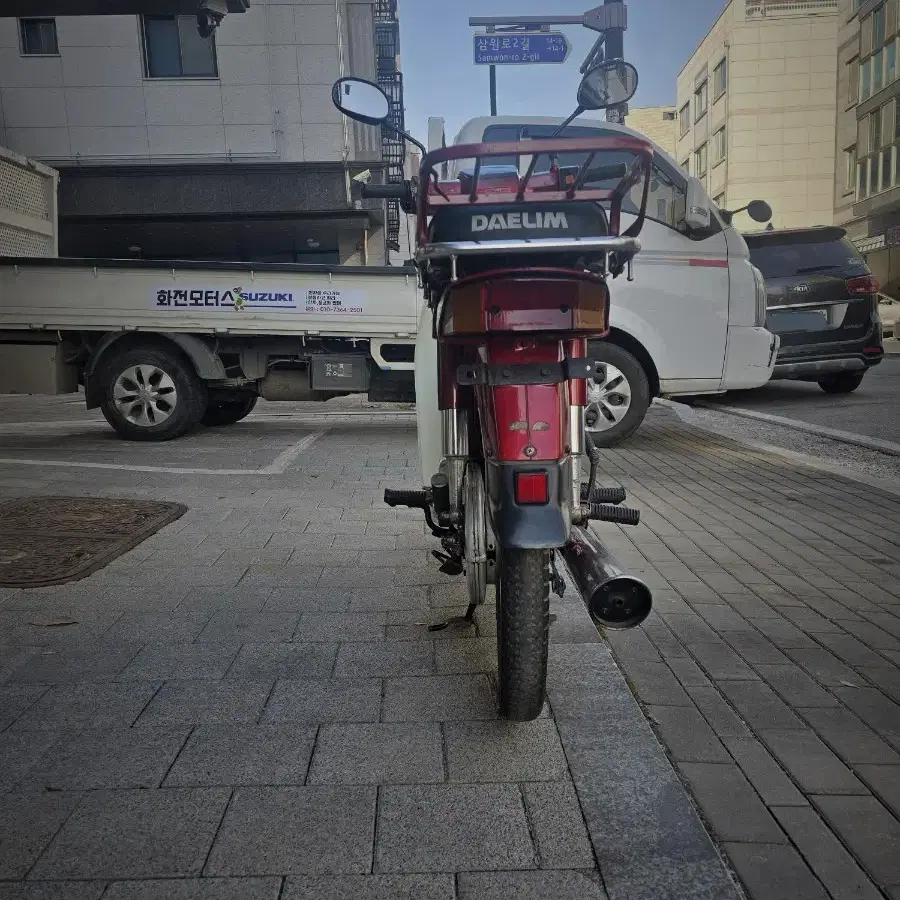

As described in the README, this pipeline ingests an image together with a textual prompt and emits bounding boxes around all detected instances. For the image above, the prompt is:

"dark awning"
[0,1,248,15]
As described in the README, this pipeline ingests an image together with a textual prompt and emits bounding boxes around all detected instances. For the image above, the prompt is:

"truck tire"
[496,548,550,722]
[818,371,866,394]
[202,395,258,427]
[586,342,651,447]
[99,345,208,441]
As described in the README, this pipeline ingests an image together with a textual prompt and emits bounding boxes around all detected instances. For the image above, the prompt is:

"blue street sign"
[473,32,571,66]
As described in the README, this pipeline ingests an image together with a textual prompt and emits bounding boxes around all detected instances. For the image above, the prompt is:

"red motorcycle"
[333,60,654,721]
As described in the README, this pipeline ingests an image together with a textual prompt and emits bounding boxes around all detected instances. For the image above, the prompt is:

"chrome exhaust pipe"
[560,526,653,630]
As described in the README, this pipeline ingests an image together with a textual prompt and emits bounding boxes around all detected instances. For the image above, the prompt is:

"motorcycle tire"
[496,548,550,722]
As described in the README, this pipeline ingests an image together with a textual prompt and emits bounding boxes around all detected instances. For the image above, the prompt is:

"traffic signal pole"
[603,0,626,123]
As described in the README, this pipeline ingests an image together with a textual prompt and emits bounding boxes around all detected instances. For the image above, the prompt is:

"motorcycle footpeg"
[384,488,430,510]
[587,503,640,526]
[432,550,464,576]
[580,485,627,505]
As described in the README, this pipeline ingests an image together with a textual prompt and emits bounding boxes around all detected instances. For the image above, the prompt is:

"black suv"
[745,226,884,393]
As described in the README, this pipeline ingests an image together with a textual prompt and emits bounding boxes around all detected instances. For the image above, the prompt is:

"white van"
[436,115,779,445]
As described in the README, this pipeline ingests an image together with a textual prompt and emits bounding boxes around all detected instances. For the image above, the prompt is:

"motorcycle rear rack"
[416,234,641,265]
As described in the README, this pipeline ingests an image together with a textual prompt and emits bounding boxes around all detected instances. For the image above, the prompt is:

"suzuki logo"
[792,284,811,293]
[471,211,569,232]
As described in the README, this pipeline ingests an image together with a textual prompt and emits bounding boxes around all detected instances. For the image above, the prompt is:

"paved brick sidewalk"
[598,409,900,900]
[0,402,737,900]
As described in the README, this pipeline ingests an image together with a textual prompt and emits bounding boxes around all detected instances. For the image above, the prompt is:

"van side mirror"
[684,176,712,232]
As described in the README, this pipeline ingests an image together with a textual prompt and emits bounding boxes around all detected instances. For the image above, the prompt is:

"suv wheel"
[817,371,865,395]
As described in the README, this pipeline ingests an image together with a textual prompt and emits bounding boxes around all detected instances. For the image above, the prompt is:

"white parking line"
[0,430,326,476]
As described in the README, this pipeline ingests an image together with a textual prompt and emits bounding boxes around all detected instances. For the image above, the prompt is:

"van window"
[481,123,690,232]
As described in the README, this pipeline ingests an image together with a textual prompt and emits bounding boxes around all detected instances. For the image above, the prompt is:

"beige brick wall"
[675,0,838,229]
[624,107,677,156]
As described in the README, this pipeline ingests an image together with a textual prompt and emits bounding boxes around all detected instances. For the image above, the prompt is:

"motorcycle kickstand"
[428,602,477,632]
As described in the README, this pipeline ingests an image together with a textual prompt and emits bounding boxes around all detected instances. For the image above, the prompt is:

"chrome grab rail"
[416,235,641,262]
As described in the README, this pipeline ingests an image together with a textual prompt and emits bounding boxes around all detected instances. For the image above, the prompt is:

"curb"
[655,398,900,500]
[690,402,900,457]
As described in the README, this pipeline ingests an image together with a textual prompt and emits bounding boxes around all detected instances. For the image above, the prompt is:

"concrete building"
[834,0,900,296]
[623,106,677,156]
[0,1,403,265]
[675,0,839,228]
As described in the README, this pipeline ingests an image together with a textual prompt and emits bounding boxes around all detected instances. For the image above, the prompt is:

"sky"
[398,0,726,142]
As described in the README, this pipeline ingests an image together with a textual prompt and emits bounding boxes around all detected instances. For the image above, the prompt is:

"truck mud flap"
[368,365,415,403]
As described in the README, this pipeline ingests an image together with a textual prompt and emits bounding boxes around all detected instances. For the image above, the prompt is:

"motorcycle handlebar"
[361,182,409,200]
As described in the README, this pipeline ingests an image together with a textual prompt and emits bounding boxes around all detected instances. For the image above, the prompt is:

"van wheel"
[586,342,651,447]
[818,371,865,394]
[99,344,208,441]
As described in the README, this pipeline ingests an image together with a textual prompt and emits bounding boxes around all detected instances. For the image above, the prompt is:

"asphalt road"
[707,356,900,445]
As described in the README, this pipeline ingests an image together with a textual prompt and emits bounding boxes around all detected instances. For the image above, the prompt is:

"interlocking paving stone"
[0,683,49,729]
[8,646,139,682]
[646,706,730,763]
[0,730,62,793]
[30,788,230,880]
[456,871,607,900]
[771,806,884,900]
[21,727,188,790]
[120,643,241,680]
[260,677,381,723]
[382,674,497,721]
[307,723,443,785]
[224,643,337,679]
[723,842,830,900]
[102,879,283,899]
[11,681,160,731]
[282,875,455,900]
[443,720,569,782]
[263,587,349,612]
[781,647,865,687]
[521,781,596,870]
[720,736,807,807]
[135,680,272,726]
[334,640,434,677]
[104,613,211,644]
[677,763,787,843]
[205,786,376,876]
[0,792,82,878]
[295,612,386,642]
[434,638,496,674]
[830,686,900,745]
[375,784,536,873]
[752,663,841,707]
[620,662,694,706]
[798,707,900,765]
[0,883,106,899]
[813,794,900,888]
[197,611,299,643]
[717,681,804,730]
[164,725,318,787]
[856,764,900,817]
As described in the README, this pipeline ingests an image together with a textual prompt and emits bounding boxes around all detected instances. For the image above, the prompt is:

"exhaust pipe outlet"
[560,526,653,630]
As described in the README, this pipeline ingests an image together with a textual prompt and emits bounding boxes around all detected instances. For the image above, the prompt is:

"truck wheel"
[586,342,651,448]
[99,345,208,441]
[202,395,258,427]
[818,371,865,394]
[496,548,550,722]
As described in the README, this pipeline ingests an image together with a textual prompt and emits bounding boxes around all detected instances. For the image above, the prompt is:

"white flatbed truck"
[0,257,420,440]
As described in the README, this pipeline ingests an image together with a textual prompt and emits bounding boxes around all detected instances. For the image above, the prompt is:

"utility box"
[0,146,58,258]
[0,344,78,395]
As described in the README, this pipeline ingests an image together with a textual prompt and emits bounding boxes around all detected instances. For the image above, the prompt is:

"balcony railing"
[746,0,838,16]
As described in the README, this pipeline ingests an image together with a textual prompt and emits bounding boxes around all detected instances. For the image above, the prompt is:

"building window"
[849,57,860,107]
[713,58,727,100]
[845,146,857,193]
[859,4,900,102]
[694,81,708,122]
[680,157,690,174]
[694,143,708,177]
[19,18,58,55]
[857,99,898,200]
[679,102,690,137]
[713,192,726,208]
[142,15,217,78]
[663,110,676,121]
[713,126,726,163]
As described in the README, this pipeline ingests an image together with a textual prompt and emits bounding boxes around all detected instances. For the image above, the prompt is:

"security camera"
[197,0,228,38]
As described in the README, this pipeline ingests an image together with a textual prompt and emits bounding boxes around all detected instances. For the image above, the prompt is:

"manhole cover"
[0,497,186,588]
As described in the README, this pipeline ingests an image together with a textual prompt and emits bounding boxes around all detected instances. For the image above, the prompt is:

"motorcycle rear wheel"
[496,548,550,721]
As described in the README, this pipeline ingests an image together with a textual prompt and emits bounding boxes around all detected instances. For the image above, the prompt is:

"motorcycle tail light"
[847,274,879,294]
[515,471,549,505]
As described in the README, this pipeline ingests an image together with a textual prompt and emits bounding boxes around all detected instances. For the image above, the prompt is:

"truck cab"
[434,115,779,445]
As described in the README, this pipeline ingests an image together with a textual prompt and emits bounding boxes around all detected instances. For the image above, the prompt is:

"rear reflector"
[515,471,549,505]
[847,274,879,294]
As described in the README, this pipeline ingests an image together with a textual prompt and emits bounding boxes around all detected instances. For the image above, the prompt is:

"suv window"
[482,123,689,231]
[746,230,868,280]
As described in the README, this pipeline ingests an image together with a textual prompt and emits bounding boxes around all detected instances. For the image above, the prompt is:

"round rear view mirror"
[747,200,773,223]
[578,60,639,111]
[331,77,390,126]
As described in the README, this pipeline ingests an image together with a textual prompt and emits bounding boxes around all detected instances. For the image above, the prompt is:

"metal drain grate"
[0,496,186,588]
